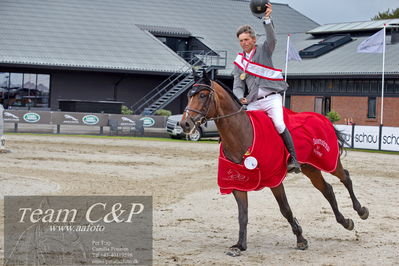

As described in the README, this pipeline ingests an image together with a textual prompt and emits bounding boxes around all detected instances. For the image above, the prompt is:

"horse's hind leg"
[271,183,308,250]
[227,190,248,257]
[331,159,369,220]
[301,164,354,230]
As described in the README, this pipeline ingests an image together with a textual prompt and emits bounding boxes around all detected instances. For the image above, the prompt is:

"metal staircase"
[131,50,227,115]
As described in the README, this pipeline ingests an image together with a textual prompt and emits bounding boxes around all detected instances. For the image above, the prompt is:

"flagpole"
[283,34,290,106]
[380,24,386,125]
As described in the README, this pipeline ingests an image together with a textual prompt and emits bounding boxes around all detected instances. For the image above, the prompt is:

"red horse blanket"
[218,109,339,194]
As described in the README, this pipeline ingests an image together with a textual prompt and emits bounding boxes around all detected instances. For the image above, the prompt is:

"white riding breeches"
[247,93,286,134]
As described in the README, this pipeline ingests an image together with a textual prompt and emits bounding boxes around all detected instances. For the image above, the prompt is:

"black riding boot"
[280,128,301,173]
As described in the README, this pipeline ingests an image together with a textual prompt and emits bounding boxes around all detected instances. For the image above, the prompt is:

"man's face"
[238,32,256,53]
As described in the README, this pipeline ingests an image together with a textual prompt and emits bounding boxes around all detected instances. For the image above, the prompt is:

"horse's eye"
[200,93,206,98]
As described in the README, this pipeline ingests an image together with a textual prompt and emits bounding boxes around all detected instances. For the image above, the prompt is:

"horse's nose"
[179,118,192,133]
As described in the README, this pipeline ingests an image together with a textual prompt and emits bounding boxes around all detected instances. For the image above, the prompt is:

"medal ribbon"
[234,53,284,81]
[242,47,256,74]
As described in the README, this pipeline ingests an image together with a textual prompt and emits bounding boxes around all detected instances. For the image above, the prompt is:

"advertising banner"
[3,110,51,124]
[52,112,109,127]
[136,115,167,128]
[353,125,380,150]
[334,125,352,148]
[108,114,138,127]
[381,126,399,152]
[4,196,152,266]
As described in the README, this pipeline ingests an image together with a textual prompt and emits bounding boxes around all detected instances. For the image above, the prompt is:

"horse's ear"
[192,68,200,82]
[202,69,211,84]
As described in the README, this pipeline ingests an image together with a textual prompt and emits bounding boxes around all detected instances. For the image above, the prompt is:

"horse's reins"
[184,82,244,134]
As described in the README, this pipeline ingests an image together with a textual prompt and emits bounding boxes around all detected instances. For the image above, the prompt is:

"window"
[362,80,370,93]
[0,73,9,88]
[368,97,376,118]
[347,80,354,92]
[23,73,36,90]
[340,79,347,93]
[354,80,362,93]
[311,79,325,93]
[324,97,331,114]
[298,80,305,92]
[333,80,340,93]
[326,79,333,92]
[10,73,23,89]
[386,80,394,93]
[156,36,188,53]
[395,79,399,93]
[305,80,312,92]
[0,72,50,108]
[314,97,323,114]
[314,96,331,115]
[370,80,379,93]
[288,80,298,92]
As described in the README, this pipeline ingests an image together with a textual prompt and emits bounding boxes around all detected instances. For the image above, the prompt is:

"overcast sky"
[276,0,398,24]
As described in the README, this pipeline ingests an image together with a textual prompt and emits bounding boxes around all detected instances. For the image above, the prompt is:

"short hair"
[236,25,256,38]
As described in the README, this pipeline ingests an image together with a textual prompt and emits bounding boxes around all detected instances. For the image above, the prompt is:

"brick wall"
[290,96,315,112]
[290,95,399,126]
[381,97,399,126]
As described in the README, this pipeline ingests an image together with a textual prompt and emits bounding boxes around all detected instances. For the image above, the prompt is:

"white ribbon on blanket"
[234,53,284,81]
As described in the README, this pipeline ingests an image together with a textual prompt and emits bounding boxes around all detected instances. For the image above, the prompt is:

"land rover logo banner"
[108,114,167,128]
[4,196,153,266]
[3,110,51,124]
[52,112,108,126]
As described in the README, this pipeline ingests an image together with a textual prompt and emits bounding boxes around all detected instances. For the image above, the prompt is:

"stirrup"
[287,158,301,173]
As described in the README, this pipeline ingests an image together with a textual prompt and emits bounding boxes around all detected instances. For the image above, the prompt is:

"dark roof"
[0,0,318,74]
[2,0,397,76]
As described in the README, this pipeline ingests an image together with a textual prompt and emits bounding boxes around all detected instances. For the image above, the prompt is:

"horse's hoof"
[359,207,369,220]
[345,219,354,231]
[297,240,308,250]
[226,247,242,257]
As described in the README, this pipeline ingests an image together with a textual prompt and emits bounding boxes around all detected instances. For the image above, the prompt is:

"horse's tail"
[334,127,348,156]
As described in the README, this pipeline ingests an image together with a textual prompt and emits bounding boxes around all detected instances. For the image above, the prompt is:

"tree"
[371,8,399,20]
[326,110,341,123]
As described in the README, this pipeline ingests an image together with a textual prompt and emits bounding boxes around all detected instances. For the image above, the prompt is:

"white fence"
[335,124,399,152]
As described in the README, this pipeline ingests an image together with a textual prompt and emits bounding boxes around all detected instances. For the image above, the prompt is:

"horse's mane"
[213,80,243,107]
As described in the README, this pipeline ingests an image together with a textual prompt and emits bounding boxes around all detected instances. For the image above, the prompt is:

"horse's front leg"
[227,190,248,257]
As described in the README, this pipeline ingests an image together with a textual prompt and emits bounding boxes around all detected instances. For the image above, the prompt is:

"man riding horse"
[233,2,301,173]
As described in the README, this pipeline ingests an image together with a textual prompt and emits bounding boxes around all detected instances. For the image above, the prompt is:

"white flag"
[357,28,385,53]
[287,38,302,61]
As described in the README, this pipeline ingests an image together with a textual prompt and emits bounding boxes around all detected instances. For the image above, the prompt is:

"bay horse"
[180,73,369,256]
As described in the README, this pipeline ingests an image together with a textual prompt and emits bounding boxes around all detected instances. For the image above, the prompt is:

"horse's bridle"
[184,82,244,129]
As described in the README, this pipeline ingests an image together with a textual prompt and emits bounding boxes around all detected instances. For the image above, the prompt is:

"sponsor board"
[52,112,108,126]
[334,125,352,148]
[3,111,20,122]
[139,116,166,128]
[108,115,166,128]
[82,115,100,125]
[23,112,41,123]
[353,125,380,150]
[3,110,166,129]
[381,127,399,152]
[3,110,51,124]
[4,196,152,265]
[140,117,155,127]
[108,114,136,127]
